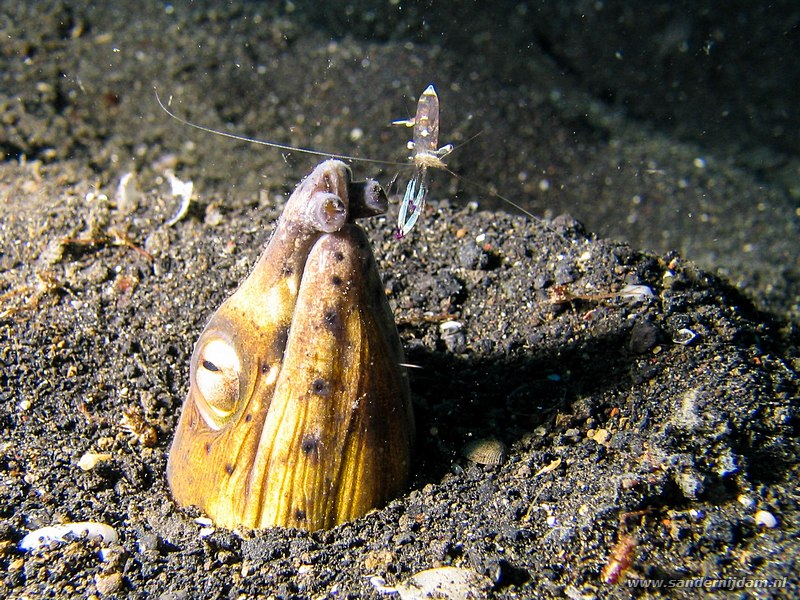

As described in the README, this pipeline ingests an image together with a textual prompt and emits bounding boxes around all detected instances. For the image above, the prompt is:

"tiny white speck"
[349,127,364,142]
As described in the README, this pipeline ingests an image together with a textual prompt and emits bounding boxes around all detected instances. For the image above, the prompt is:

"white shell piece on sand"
[115,171,140,215]
[462,438,507,466]
[394,566,491,600]
[18,522,119,552]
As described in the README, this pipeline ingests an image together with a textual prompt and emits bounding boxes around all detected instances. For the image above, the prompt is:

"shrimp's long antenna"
[154,87,403,167]
[442,166,539,222]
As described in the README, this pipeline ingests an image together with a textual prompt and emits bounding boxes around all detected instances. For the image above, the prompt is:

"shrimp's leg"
[396,167,429,239]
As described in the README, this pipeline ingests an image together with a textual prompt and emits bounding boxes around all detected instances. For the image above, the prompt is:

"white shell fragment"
[755,510,778,528]
[165,169,194,227]
[439,320,467,354]
[618,284,654,301]
[673,327,699,345]
[439,320,464,336]
[115,171,140,215]
[462,438,506,466]
[19,522,119,552]
[77,451,112,471]
[395,567,491,600]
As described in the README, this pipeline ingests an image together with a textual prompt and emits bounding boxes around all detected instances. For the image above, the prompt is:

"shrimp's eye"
[194,338,241,426]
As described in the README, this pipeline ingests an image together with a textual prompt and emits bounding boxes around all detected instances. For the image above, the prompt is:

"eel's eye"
[194,337,241,426]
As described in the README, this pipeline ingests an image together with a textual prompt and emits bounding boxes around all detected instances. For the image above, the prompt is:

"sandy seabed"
[1,2,798,598]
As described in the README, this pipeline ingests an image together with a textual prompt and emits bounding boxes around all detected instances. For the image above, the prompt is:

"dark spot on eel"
[281,264,294,277]
[294,508,307,521]
[224,464,235,475]
[205,443,212,454]
[202,360,219,372]
[331,275,343,286]
[334,251,345,261]
[244,413,253,423]
[323,310,340,332]
[260,361,270,374]
[301,434,320,455]
[312,378,331,397]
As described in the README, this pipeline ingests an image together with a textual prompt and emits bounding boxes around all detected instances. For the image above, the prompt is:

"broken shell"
[462,438,506,466]
[77,451,112,471]
[618,283,654,301]
[396,567,491,600]
[439,320,466,353]
[673,327,699,345]
[439,320,463,335]
[115,171,140,215]
[755,510,778,528]
[19,522,118,552]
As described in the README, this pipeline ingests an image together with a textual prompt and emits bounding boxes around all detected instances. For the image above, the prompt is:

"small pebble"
[754,510,778,528]
[95,571,123,595]
[629,320,660,354]
[440,320,467,354]
[78,452,112,471]
[137,532,161,553]
[737,495,756,510]
[590,428,610,445]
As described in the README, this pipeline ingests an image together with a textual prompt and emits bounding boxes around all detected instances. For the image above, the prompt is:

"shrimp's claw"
[396,168,429,238]
[392,118,415,128]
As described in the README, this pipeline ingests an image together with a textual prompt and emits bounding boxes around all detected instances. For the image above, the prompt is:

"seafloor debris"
[18,522,118,552]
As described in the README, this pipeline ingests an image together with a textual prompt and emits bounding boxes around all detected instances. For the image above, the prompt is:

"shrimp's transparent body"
[392,85,453,238]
